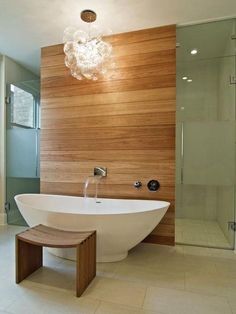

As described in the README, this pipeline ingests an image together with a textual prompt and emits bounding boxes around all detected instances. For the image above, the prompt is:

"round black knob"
[147,180,160,192]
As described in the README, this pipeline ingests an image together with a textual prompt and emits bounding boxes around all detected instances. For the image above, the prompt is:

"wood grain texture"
[16,237,42,284]
[16,225,96,297]
[17,224,95,248]
[40,25,176,245]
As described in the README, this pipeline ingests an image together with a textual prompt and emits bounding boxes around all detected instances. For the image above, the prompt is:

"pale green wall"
[6,178,39,225]
[4,56,37,84]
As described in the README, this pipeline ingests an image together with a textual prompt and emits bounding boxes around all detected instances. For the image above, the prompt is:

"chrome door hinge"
[230,75,236,85]
[4,202,10,212]
[5,96,11,105]
[228,221,236,232]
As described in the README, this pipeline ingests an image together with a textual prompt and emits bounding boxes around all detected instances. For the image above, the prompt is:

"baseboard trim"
[143,234,175,246]
[0,212,7,225]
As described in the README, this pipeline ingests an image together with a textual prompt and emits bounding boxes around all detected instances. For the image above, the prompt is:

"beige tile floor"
[1,225,236,314]
[175,218,231,248]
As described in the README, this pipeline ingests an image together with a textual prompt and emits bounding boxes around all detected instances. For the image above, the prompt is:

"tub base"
[47,248,128,263]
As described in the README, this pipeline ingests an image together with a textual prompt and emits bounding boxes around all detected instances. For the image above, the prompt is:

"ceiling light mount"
[191,49,198,55]
[80,9,97,23]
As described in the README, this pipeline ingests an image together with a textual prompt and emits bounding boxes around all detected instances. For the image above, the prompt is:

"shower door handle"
[180,122,184,184]
[230,75,236,85]
[35,129,39,177]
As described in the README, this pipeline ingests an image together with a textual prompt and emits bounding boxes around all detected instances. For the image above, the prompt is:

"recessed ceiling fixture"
[187,79,193,82]
[63,9,113,80]
[190,49,198,55]
[182,76,188,80]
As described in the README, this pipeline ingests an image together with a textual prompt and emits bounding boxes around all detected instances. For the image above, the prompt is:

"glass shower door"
[176,19,236,249]
[5,80,40,226]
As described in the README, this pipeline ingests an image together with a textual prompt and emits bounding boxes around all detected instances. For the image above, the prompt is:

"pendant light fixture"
[63,9,113,80]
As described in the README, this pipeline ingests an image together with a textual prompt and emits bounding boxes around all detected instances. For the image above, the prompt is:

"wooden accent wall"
[40,25,176,245]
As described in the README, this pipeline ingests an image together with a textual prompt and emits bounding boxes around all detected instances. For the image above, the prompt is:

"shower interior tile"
[175,218,231,248]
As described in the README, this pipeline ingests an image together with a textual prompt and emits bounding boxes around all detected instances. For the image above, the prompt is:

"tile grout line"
[141,285,148,310]
[226,298,235,314]
[93,299,102,314]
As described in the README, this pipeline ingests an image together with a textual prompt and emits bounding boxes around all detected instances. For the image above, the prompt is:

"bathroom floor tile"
[210,248,236,259]
[95,301,163,314]
[214,258,236,279]
[113,264,185,290]
[143,286,232,314]
[0,281,24,311]
[185,270,236,299]
[83,277,147,308]
[96,262,120,278]
[228,298,236,314]
[25,265,76,291]
[182,245,212,257]
[6,283,100,314]
[1,225,236,314]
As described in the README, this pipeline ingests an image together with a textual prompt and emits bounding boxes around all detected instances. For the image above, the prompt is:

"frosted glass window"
[11,85,35,128]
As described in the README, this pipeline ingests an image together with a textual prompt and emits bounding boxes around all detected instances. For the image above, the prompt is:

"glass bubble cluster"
[63,25,113,80]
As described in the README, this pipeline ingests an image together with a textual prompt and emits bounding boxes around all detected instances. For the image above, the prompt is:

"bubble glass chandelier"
[63,9,113,80]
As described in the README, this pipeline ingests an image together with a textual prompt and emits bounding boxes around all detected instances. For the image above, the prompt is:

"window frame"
[10,84,37,129]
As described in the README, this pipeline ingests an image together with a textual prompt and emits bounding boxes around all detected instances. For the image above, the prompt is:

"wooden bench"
[16,224,96,297]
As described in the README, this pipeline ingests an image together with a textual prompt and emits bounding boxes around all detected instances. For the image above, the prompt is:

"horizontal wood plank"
[41,87,176,109]
[41,112,175,129]
[40,149,175,162]
[41,100,175,120]
[41,74,175,98]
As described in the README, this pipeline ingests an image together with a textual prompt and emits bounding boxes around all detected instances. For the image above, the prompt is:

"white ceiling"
[0,0,236,74]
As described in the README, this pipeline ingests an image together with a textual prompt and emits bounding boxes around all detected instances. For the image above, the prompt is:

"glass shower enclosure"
[176,19,236,249]
[5,79,40,225]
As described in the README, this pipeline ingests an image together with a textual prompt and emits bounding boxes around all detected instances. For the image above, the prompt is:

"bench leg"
[76,232,96,297]
[89,232,96,281]
[16,237,43,283]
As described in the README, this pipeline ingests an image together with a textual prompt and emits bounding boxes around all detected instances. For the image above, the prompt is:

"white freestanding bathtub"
[15,194,170,262]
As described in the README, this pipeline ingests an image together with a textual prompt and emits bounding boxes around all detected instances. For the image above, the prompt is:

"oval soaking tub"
[15,194,170,262]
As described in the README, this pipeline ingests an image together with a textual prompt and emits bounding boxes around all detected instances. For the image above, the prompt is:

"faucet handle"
[94,167,107,177]
[134,181,142,189]
[147,180,160,191]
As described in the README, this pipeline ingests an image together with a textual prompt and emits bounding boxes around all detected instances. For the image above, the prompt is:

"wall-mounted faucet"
[94,167,107,177]
[84,167,107,202]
